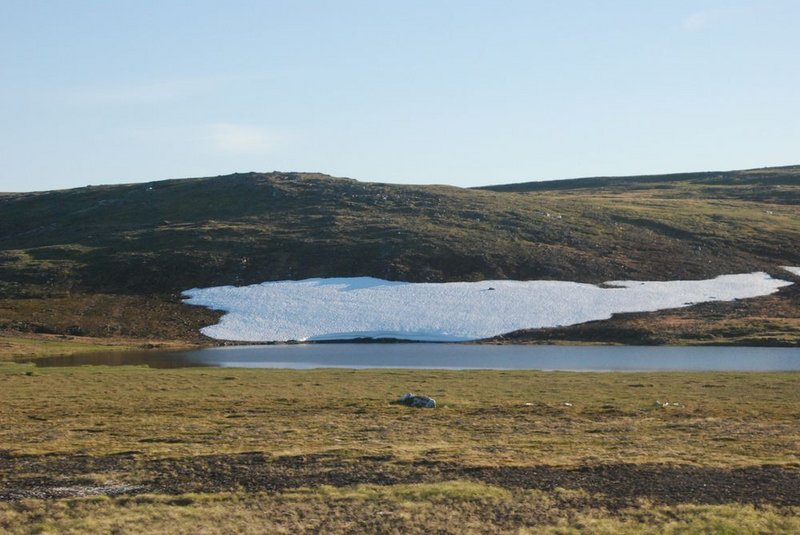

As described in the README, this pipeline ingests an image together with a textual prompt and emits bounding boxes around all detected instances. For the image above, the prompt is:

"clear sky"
[1,1,799,192]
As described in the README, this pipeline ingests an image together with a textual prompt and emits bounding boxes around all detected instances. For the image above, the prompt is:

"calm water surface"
[21,344,800,371]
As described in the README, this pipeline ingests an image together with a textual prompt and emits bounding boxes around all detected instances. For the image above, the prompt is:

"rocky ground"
[3,451,800,508]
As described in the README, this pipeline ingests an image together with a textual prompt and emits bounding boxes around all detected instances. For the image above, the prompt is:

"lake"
[20,343,800,371]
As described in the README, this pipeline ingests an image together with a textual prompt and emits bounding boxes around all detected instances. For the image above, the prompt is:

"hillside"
[479,164,800,202]
[1,165,799,344]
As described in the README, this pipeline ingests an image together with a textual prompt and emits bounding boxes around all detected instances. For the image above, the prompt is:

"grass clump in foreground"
[2,488,799,534]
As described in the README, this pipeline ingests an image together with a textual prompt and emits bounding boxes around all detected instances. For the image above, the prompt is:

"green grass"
[283,480,511,501]
[0,333,204,363]
[2,363,799,466]
[0,335,136,358]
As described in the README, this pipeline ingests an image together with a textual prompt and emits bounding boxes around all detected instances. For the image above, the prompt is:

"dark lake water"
[20,344,800,371]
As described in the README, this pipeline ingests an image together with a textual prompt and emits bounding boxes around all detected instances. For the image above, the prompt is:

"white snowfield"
[182,271,796,342]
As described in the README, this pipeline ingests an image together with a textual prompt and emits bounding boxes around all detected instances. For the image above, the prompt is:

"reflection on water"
[17,344,800,371]
[19,351,216,369]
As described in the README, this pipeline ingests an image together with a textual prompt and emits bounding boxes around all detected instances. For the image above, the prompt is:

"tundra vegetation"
[1,165,799,532]
[1,361,800,532]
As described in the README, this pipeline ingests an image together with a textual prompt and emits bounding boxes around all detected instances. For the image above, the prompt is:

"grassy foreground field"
[2,344,800,533]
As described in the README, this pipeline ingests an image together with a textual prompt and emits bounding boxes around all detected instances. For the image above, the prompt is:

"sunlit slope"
[1,166,799,300]
[478,164,800,202]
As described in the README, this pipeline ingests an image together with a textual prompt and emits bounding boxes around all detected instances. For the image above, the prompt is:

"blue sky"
[1,1,799,192]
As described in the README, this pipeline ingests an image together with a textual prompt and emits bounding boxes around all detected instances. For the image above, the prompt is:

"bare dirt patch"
[3,451,799,507]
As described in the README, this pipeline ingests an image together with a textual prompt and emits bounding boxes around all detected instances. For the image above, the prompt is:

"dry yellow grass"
[3,344,800,533]
[0,332,200,362]
[2,361,799,467]
[2,487,799,534]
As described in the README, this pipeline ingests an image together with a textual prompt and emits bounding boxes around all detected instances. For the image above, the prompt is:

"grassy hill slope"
[1,165,799,343]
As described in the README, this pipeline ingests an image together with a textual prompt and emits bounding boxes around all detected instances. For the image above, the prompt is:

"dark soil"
[2,451,799,507]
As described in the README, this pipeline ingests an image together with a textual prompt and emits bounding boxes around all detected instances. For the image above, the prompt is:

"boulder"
[393,392,436,409]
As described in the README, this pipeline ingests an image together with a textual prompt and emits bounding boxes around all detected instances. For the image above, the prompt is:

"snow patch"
[182,272,793,342]
[783,266,800,277]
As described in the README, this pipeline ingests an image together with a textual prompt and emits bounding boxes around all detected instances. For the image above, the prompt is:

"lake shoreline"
[2,274,799,360]
[9,342,800,373]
